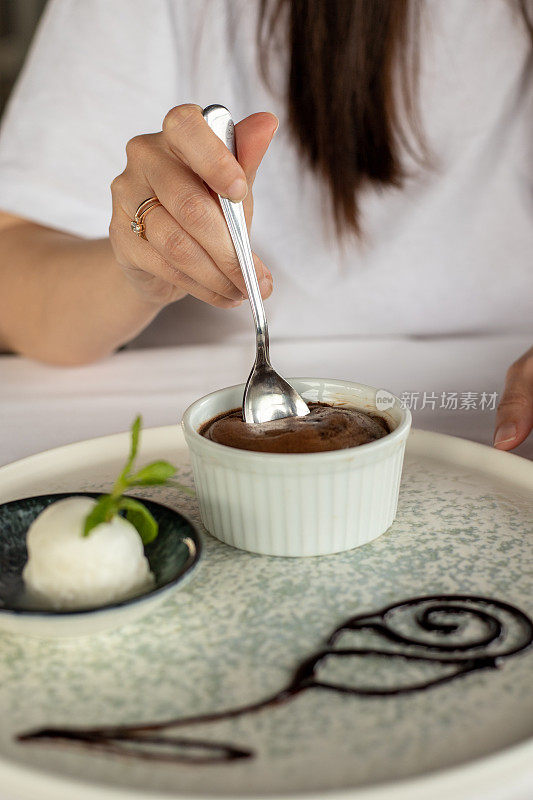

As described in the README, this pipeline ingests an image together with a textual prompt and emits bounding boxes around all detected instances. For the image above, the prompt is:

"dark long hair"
[258,0,532,236]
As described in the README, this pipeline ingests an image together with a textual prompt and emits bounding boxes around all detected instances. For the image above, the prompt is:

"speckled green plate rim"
[0,726,531,800]
[1,425,531,492]
[0,426,531,800]
[0,492,202,618]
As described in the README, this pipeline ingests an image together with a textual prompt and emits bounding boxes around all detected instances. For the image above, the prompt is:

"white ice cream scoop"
[23,496,153,611]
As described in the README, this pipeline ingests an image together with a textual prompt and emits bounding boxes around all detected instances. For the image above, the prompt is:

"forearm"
[0,220,165,365]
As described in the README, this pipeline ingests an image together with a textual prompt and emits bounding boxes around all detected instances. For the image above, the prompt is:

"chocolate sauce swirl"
[18,594,533,764]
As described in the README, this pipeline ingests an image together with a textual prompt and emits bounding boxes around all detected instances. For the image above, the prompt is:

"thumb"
[235,112,279,185]
[234,112,277,292]
[494,349,533,450]
[235,112,278,228]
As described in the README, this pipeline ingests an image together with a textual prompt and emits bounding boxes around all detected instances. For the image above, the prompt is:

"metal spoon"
[202,104,310,424]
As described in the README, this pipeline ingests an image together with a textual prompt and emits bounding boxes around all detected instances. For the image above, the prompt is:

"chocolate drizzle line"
[18,594,533,764]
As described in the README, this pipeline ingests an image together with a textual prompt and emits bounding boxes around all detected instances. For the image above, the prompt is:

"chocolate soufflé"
[199,402,390,454]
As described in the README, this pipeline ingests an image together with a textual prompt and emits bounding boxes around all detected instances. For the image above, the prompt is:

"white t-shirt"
[0,0,531,346]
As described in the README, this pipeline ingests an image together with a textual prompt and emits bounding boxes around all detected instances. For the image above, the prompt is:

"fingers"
[162,104,247,202]
[162,104,278,222]
[111,207,243,309]
[112,188,272,309]
[234,112,279,227]
[494,348,533,450]
[110,105,277,309]
[142,153,251,296]
[116,142,273,298]
[234,112,279,182]
[138,205,245,302]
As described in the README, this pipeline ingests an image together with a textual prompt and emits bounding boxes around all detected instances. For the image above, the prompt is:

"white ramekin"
[182,378,411,557]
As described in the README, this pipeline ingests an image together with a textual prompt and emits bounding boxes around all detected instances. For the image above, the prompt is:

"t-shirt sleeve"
[0,0,190,238]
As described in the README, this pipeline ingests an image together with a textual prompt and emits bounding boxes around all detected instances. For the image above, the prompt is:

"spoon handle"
[202,105,269,363]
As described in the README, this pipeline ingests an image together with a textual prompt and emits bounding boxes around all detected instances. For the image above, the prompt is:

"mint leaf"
[83,415,184,542]
[129,460,176,486]
[130,415,141,464]
[118,497,158,544]
[117,415,142,487]
[83,495,119,536]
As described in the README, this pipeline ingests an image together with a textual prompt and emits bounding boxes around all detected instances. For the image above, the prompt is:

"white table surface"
[0,333,532,800]
[1,333,532,466]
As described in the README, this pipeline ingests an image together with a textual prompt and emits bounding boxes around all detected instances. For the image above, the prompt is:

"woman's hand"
[109,104,278,308]
[494,347,533,450]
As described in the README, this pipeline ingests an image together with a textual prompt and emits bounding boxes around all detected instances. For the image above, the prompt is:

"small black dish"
[0,493,201,637]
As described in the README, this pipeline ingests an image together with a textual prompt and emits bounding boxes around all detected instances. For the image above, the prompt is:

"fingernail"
[229,298,244,308]
[226,178,247,203]
[494,422,517,446]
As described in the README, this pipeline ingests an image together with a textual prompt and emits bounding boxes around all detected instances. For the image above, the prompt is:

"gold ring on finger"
[131,196,162,240]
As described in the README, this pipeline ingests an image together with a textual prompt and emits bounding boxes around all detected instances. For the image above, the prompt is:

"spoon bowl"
[244,360,310,423]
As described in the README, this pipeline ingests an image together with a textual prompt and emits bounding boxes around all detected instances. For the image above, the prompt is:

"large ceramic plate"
[0,427,531,800]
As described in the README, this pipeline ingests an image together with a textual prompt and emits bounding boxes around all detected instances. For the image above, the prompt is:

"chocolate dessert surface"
[199,402,390,453]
